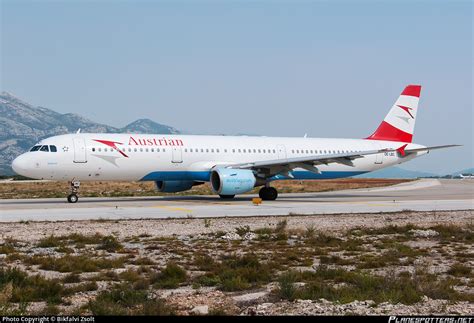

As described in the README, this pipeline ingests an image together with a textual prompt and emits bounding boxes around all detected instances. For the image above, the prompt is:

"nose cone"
[11,154,29,177]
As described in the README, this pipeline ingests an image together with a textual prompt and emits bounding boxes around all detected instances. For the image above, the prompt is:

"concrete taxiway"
[0,179,472,222]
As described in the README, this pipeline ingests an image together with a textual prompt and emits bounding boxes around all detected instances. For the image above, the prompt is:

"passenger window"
[232,149,235,153]
[134,148,137,152]
[92,148,96,152]
[146,148,149,152]
[49,145,57,152]
[243,149,246,153]
[253,149,256,153]
[151,148,154,152]
[140,148,143,152]
[163,148,166,152]
[238,149,241,153]
[211,149,214,153]
[40,146,49,152]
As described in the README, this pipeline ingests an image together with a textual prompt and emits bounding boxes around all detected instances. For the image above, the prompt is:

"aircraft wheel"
[259,187,278,200]
[67,194,78,203]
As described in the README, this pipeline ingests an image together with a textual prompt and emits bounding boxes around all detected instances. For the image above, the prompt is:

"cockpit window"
[30,146,41,152]
[50,145,57,152]
[40,145,49,152]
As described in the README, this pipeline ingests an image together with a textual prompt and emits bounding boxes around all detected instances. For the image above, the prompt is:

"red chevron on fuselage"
[93,139,129,158]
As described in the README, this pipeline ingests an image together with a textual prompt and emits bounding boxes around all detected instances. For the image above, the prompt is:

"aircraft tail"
[366,85,421,143]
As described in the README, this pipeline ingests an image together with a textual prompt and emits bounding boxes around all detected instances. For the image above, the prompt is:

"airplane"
[459,174,474,179]
[11,85,460,203]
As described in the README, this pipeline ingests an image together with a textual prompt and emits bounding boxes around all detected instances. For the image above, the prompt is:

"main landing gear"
[259,186,278,201]
[67,180,80,203]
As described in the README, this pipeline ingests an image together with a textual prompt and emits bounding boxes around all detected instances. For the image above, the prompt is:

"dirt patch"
[0,178,410,199]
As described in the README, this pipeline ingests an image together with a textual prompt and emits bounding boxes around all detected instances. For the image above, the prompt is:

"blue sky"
[1,0,472,174]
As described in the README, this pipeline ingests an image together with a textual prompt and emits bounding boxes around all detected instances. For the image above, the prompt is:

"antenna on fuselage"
[304,133,307,138]
[76,129,81,134]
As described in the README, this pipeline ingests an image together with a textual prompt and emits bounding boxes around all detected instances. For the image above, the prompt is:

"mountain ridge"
[0,91,179,174]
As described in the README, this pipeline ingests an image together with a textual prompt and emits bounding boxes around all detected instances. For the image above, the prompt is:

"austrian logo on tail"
[93,139,129,158]
[397,105,414,119]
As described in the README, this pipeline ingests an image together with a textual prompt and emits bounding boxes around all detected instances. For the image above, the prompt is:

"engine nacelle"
[210,168,256,195]
[155,180,195,193]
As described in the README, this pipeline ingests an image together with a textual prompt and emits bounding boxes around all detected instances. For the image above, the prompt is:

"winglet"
[397,144,408,156]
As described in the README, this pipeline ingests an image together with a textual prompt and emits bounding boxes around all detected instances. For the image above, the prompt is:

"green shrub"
[195,274,221,287]
[98,236,123,252]
[216,254,273,291]
[88,284,174,315]
[447,263,472,277]
[151,262,187,289]
[63,273,81,284]
[24,254,127,272]
[235,226,251,237]
[0,268,64,304]
[278,271,298,300]
[37,236,64,248]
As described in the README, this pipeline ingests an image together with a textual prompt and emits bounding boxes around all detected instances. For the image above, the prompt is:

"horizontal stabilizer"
[405,144,462,153]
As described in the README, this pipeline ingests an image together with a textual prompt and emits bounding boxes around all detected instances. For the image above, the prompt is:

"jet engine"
[210,168,256,196]
[155,180,195,193]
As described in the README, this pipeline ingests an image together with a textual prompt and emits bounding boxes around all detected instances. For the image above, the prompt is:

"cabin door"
[73,138,87,163]
[374,143,384,164]
[276,145,287,160]
[172,146,183,163]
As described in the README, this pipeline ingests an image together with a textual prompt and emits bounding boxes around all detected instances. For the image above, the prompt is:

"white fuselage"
[11,133,426,182]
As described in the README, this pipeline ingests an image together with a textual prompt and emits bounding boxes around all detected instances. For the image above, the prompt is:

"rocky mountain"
[120,118,179,134]
[0,92,179,174]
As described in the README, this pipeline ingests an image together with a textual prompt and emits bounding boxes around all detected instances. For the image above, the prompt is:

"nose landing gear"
[67,180,80,203]
[259,186,278,201]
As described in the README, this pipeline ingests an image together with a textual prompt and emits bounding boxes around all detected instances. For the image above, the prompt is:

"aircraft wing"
[223,148,395,178]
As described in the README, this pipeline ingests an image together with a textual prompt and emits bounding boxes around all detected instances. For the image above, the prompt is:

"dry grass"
[0,178,409,199]
[1,211,471,315]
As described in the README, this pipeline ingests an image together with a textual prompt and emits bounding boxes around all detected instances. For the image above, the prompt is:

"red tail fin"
[367,85,421,143]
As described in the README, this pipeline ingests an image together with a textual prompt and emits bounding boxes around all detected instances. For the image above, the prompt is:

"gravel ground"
[0,210,472,316]
[1,210,472,243]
